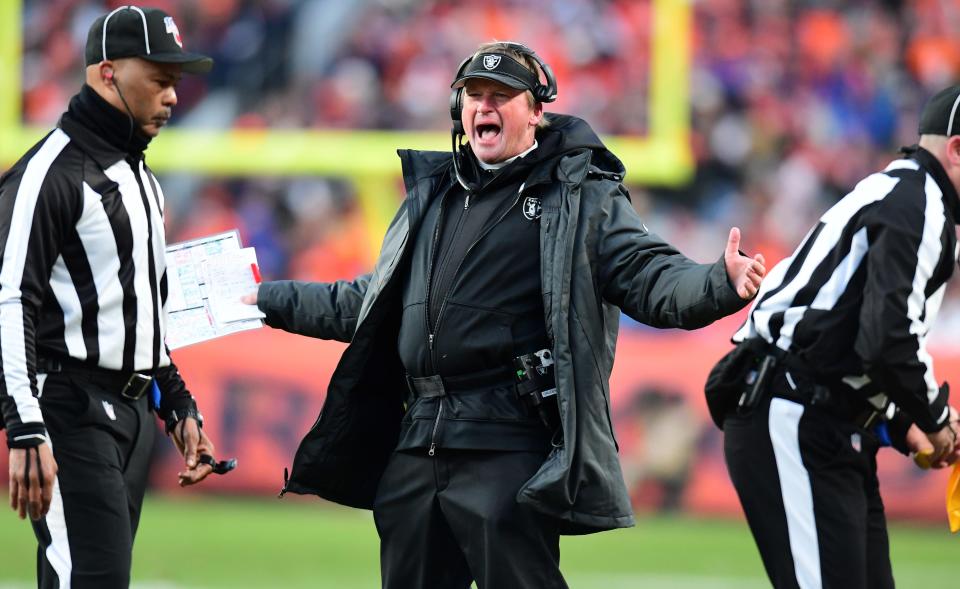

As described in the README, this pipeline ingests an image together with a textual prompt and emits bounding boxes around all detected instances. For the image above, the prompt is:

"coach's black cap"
[919,85,960,136]
[84,6,212,74]
[451,53,540,93]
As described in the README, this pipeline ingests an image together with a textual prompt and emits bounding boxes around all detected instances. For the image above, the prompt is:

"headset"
[449,42,558,192]
[104,67,137,143]
[100,5,149,144]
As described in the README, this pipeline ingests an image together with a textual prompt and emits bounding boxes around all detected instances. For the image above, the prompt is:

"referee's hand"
[8,444,58,520]
[910,408,959,469]
[169,417,215,486]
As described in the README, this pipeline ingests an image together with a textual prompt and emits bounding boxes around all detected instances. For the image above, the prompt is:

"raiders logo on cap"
[483,55,502,70]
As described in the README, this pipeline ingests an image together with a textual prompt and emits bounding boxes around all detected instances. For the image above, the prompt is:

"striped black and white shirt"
[0,85,193,445]
[734,145,958,432]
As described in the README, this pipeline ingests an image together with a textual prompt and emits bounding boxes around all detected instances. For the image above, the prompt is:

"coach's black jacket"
[261,114,746,533]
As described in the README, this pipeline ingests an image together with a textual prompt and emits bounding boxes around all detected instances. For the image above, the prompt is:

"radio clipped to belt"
[739,354,778,413]
[513,349,560,430]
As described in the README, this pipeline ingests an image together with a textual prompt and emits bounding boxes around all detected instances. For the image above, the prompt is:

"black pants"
[30,370,155,588]
[373,448,568,589]
[724,393,894,589]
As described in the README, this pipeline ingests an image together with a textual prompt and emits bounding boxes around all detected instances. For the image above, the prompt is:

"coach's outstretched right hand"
[240,289,258,306]
[8,444,58,520]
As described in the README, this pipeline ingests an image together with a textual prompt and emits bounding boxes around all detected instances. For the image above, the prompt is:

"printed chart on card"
[164,229,265,350]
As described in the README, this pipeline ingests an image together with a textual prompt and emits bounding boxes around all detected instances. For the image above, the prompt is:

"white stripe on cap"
[101,6,125,61]
[947,91,960,136]
[127,6,151,55]
[101,5,151,61]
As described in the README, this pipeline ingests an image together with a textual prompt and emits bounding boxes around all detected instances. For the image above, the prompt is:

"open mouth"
[475,123,501,142]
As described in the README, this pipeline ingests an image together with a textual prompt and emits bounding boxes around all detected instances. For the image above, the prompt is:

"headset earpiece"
[449,55,472,129]
[502,42,558,104]
[449,88,465,134]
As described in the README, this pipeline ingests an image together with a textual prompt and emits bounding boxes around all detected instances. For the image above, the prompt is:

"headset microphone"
[106,69,136,143]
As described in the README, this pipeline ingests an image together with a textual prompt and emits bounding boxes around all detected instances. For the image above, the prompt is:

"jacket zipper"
[427,191,471,370]
[423,188,458,457]
[430,187,525,347]
[423,192,447,372]
[428,402,444,456]
[425,185,523,457]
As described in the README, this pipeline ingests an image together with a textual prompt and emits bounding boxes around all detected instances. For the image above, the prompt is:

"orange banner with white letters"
[3,312,958,521]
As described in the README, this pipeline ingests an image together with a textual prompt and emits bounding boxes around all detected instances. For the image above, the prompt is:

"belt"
[774,368,882,429]
[38,356,154,401]
[406,365,516,399]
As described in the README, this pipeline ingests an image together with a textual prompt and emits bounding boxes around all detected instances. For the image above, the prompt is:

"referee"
[722,85,960,588]
[1,7,223,588]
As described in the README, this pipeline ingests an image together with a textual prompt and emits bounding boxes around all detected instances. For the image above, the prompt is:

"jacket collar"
[904,144,960,224]
[58,84,153,169]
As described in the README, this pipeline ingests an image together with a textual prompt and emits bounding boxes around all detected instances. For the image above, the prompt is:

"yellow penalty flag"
[949,463,960,533]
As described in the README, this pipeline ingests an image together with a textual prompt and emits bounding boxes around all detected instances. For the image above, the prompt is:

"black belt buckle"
[121,373,152,400]
[408,375,446,399]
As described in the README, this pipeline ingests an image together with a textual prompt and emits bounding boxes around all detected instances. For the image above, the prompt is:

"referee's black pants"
[724,392,894,589]
[373,448,568,589]
[29,369,155,589]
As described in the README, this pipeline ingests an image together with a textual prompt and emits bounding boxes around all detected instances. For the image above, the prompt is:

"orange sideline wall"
[3,311,957,522]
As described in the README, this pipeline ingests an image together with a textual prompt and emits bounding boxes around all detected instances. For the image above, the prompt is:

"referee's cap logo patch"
[164,16,183,48]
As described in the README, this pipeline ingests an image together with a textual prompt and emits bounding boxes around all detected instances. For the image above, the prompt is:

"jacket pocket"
[432,302,513,375]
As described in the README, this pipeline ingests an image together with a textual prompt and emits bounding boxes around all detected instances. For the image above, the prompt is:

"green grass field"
[0,494,955,588]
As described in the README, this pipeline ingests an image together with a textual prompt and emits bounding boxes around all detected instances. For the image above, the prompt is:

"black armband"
[164,405,204,435]
[6,423,48,448]
[885,409,913,456]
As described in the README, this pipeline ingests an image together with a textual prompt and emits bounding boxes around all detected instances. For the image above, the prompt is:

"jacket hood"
[535,113,625,176]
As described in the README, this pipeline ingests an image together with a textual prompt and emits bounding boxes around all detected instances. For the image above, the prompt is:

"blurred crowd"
[17,0,960,344]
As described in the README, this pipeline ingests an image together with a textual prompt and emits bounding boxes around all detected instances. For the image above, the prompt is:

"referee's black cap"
[84,6,213,74]
[919,85,960,136]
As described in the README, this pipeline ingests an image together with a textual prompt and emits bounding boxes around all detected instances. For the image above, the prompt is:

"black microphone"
[450,126,480,194]
[108,72,136,143]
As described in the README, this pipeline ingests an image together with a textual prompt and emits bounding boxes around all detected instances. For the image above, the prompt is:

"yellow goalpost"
[0,0,693,253]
